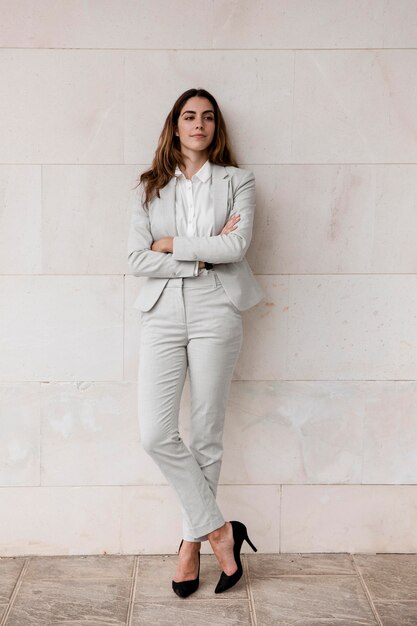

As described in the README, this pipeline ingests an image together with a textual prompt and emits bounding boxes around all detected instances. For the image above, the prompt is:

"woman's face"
[175,96,215,156]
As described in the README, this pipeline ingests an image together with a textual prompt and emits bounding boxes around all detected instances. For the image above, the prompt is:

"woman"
[127,88,265,598]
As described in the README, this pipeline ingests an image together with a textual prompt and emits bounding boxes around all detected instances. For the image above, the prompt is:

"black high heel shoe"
[172,539,200,598]
[214,520,257,594]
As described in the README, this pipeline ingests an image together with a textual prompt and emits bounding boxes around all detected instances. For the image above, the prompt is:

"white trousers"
[137,270,243,542]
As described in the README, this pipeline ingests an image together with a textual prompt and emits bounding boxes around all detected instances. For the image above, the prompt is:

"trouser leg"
[180,273,244,542]
[137,289,226,540]
[181,332,242,541]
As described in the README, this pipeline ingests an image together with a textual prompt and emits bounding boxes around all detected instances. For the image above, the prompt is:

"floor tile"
[25,554,135,580]
[0,557,25,603]
[354,554,417,601]
[5,578,131,625]
[0,605,9,621]
[373,601,417,626]
[246,553,356,577]
[2,552,415,625]
[131,600,251,625]
[250,575,378,625]
[134,554,248,601]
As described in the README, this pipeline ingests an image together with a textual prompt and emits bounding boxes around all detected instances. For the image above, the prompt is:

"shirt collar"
[174,159,212,183]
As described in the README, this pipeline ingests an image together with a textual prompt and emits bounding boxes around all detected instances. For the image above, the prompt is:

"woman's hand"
[197,216,240,267]
[151,236,174,253]
[220,213,240,235]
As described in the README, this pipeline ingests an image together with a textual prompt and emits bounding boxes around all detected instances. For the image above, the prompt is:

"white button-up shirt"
[174,159,215,276]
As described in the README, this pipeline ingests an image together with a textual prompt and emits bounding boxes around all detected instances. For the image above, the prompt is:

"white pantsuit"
[127,161,265,542]
[138,270,243,541]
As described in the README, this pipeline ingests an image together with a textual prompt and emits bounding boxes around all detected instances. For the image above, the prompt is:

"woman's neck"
[178,150,209,180]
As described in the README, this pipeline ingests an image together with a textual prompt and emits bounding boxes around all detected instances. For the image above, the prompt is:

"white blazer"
[127,163,266,312]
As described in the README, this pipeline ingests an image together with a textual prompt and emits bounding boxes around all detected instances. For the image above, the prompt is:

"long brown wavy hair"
[134,88,239,209]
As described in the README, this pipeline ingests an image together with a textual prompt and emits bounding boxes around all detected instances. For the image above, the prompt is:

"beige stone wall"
[1,0,417,555]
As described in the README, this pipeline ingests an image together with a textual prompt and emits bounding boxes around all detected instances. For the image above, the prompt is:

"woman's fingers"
[221,214,240,235]
[226,214,240,225]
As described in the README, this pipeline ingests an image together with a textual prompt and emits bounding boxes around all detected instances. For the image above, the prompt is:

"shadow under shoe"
[172,539,201,598]
[214,520,257,594]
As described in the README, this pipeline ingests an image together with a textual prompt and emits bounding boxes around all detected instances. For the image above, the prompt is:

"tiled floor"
[0,552,416,625]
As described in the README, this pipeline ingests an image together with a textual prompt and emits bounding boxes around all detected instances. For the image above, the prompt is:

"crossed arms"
[127,169,255,278]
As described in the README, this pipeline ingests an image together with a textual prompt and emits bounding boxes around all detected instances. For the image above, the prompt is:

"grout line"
[122,274,126,380]
[279,484,282,553]
[290,50,296,160]
[40,164,43,272]
[210,0,215,50]
[4,162,417,166]
[2,273,417,277]
[1,377,417,384]
[126,555,139,626]
[0,557,31,625]
[2,47,417,51]
[351,554,383,626]
[1,481,417,489]
[243,572,357,579]
[243,554,258,626]
[38,381,42,487]
[122,51,126,165]
[0,575,146,581]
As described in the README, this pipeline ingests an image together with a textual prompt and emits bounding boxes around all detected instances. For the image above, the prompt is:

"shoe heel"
[244,532,257,552]
[214,520,257,594]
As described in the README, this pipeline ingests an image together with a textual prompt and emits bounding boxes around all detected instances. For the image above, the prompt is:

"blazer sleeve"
[127,183,198,278]
[172,169,256,264]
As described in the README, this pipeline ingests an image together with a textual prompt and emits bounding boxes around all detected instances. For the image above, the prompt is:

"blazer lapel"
[212,163,230,235]
[156,163,230,237]
[158,176,177,235]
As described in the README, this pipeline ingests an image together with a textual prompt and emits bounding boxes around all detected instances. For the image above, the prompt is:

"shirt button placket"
[187,181,194,235]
